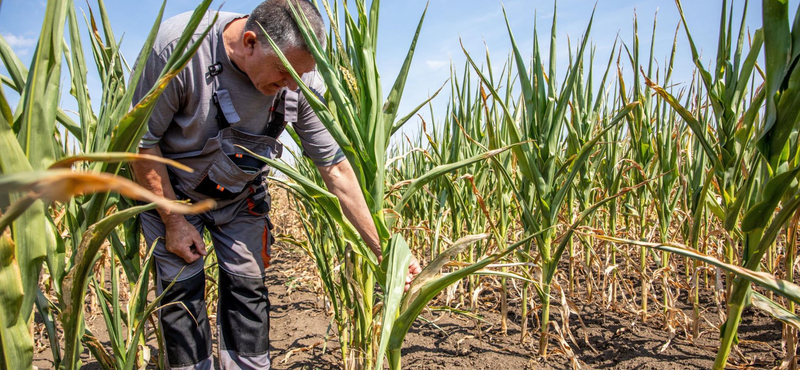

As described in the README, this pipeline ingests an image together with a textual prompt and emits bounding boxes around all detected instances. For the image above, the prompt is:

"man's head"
[238,0,327,95]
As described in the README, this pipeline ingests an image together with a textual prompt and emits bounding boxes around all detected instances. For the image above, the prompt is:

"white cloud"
[425,60,448,70]
[1,33,36,48]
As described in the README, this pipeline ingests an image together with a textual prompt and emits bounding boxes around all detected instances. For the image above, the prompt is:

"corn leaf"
[374,234,411,370]
[594,235,800,307]
[751,292,800,331]
[59,203,158,370]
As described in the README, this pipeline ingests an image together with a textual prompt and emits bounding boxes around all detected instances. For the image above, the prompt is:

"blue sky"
[1,0,798,148]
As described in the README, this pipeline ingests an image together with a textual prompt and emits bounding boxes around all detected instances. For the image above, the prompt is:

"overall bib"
[140,22,301,370]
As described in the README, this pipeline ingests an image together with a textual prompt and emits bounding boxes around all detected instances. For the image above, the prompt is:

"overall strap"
[207,23,229,130]
[264,89,287,138]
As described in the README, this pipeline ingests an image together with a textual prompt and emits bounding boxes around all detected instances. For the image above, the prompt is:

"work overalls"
[140,23,301,370]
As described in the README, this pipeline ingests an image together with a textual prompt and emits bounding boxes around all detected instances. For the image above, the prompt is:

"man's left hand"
[405,255,422,292]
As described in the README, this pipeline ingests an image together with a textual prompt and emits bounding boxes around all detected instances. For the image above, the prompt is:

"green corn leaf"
[59,202,159,370]
[238,146,380,271]
[724,154,759,231]
[462,43,543,196]
[0,40,82,140]
[750,185,800,271]
[502,5,533,120]
[645,76,722,170]
[0,2,61,361]
[741,165,800,232]
[106,0,215,159]
[34,289,61,367]
[0,35,29,95]
[0,77,32,176]
[66,3,96,148]
[751,292,800,331]
[374,234,411,370]
[391,80,446,136]
[44,215,65,298]
[548,102,637,223]
[759,0,791,145]
[381,2,427,140]
[400,233,490,312]
[123,264,186,370]
[0,230,32,370]
[391,144,517,219]
[674,0,720,114]
[733,28,764,104]
[91,276,124,367]
[763,63,800,171]
[122,238,160,370]
[547,8,595,157]
[0,93,40,370]
[689,172,715,250]
[386,234,535,369]
[257,17,369,195]
[127,238,158,339]
[15,0,69,170]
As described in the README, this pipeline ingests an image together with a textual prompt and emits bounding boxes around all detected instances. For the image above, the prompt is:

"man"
[130,1,421,369]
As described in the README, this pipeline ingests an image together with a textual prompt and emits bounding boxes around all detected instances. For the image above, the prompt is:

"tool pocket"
[166,127,283,201]
[246,183,271,216]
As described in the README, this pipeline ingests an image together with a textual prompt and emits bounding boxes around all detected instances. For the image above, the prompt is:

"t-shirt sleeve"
[133,47,183,149]
[292,70,345,167]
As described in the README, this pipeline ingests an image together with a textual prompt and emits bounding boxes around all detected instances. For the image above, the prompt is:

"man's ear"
[242,30,259,55]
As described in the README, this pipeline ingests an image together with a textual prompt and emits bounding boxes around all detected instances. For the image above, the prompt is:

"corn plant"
[0,0,217,369]
[712,1,800,367]
[461,3,639,355]
[641,1,781,368]
[639,22,685,321]
[243,0,531,369]
[616,12,660,321]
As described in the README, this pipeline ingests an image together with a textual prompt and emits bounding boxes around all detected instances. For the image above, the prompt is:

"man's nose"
[283,77,298,91]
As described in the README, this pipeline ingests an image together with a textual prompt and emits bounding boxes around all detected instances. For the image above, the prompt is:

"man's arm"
[317,159,421,290]
[132,146,207,263]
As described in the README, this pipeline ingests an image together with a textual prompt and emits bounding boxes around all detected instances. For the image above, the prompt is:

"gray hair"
[244,0,327,54]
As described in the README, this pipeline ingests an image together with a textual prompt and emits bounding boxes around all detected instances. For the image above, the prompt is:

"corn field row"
[2,0,800,369]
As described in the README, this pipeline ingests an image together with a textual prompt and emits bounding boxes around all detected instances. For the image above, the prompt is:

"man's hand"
[165,217,207,263]
[132,146,207,264]
[405,255,422,292]
[317,160,423,291]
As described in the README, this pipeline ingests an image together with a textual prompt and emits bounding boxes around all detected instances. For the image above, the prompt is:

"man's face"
[243,43,316,96]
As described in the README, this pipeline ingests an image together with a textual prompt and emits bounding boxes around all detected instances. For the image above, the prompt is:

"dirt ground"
[33,242,786,369]
[261,248,786,370]
[31,186,788,369]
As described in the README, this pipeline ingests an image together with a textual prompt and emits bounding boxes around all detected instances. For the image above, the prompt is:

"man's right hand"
[132,146,208,264]
[165,217,207,263]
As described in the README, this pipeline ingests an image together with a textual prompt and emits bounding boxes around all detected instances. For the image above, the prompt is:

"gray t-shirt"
[134,11,344,167]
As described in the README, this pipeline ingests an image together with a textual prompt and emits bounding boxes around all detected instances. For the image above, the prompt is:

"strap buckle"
[208,63,223,76]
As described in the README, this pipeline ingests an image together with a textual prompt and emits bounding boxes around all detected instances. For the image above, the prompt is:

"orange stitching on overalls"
[246,198,261,216]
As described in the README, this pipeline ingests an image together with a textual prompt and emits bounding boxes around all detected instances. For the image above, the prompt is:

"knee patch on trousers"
[218,268,271,356]
[159,272,212,367]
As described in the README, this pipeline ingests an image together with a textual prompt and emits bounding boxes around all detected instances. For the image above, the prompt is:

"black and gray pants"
[141,186,274,370]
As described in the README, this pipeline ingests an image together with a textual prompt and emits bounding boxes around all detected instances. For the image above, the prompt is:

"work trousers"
[140,186,274,370]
